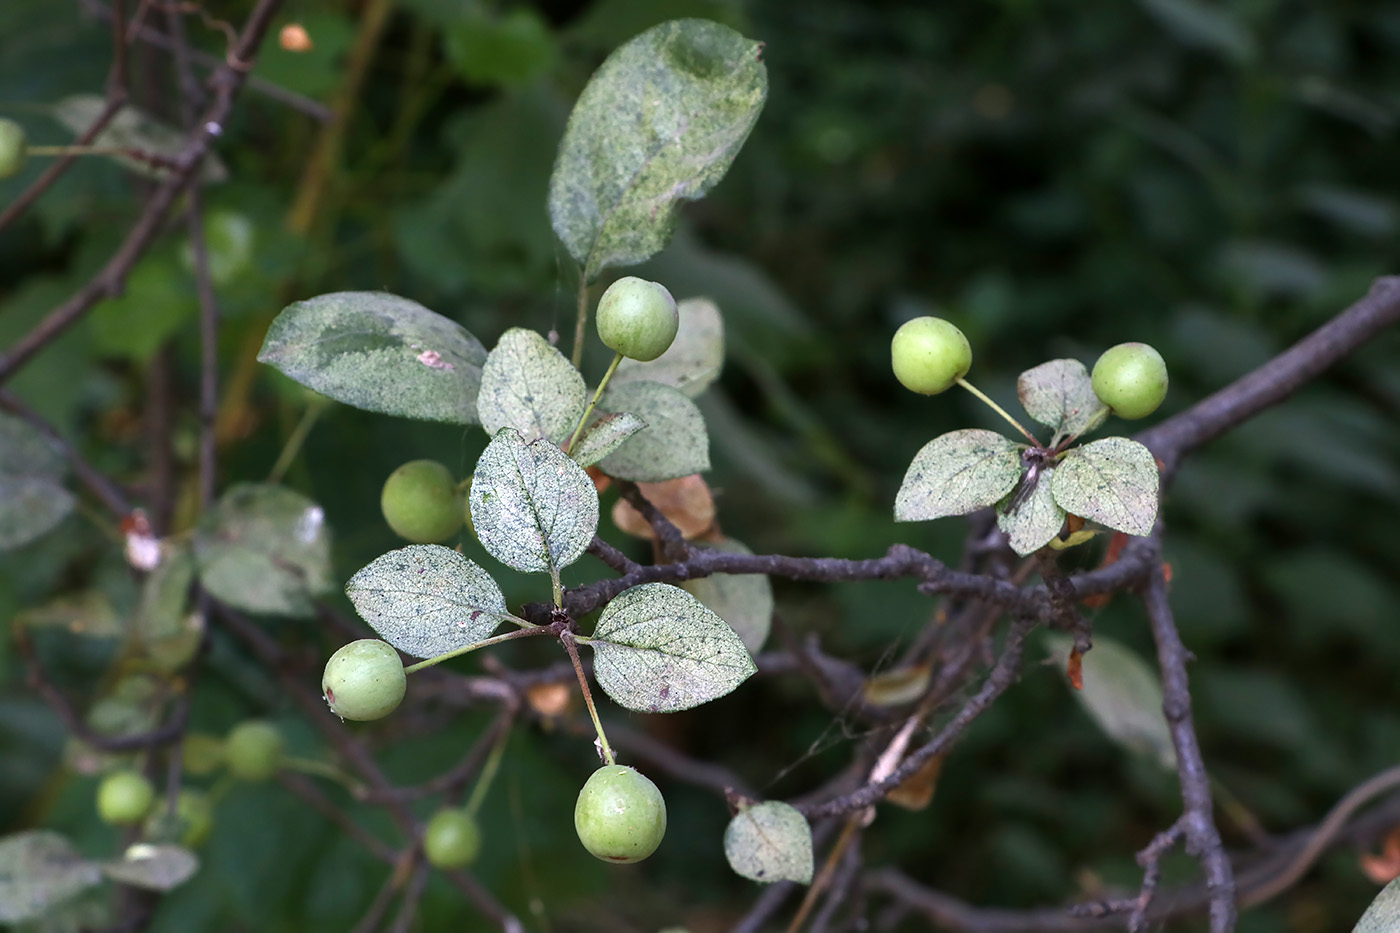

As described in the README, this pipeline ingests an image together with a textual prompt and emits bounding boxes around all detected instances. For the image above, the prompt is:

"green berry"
[423,807,481,869]
[890,317,972,395]
[224,720,285,781]
[322,639,406,722]
[144,790,215,847]
[596,277,679,362]
[0,118,26,179]
[381,459,464,544]
[97,770,156,826]
[574,765,667,863]
[181,732,225,776]
[1091,342,1168,420]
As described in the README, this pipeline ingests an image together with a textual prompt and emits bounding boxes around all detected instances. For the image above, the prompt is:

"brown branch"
[616,481,689,561]
[0,390,134,519]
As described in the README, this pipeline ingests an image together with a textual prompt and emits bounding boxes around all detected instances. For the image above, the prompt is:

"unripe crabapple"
[890,317,972,395]
[596,277,679,362]
[97,770,156,826]
[574,765,667,863]
[322,639,406,721]
[0,118,26,179]
[380,459,464,544]
[1091,342,1168,419]
[423,807,481,869]
[224,720,285,781]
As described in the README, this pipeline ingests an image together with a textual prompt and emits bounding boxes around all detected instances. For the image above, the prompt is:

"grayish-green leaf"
[0,412,75,551]
[1017,359,1108,441]
[0,831,103,923]
[52,94,228,183]
[589,582,755,712]
[996,467,1067,556]
[1136,0,1255,64]
[345,545,509,659]
[135,546,194,640]
[1050,437,1159,536]
[548,19,768,278]
[681,537,771,653]
[1353,877,1400,933]
[477,328,586,444]
[1044,633,1175,769]
[193,484,332,617]
[570,411,647,468]
[14,591,121,637]
[99,844,198,892]
[597,380,709,481]
[614,297,724,397]
[257,292,487,424]
[895,429,1023,522]
[723,801,813,885]
[471,429,599,574]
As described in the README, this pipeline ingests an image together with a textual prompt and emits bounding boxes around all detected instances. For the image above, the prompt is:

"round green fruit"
[890,317,972,395]
[1091,342,1168,419]
[224,720,285,781]
[0,118,27,179]
[322,639,406,722]
[574,765,667,863]
[423,807,481,869]
[97,770,156,826]
[596,277,679,362]
[381,460,464,544]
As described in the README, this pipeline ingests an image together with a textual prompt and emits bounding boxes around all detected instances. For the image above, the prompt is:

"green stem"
[26,144,141,157]
[955,377,1039,444]
[465,729,509,817]
[560,630,614,766]
[403,625,549,674]
[570,274,590,369]
[550,568,565,610]
[267,398,328,484]
[564,351,622,454]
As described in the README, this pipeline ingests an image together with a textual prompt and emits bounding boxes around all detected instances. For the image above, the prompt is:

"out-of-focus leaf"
[1045,633,1175,769]
[51,95,227,182]
[723,801,813,884]
[1353,876,1400,932]
[444,7,556,87]
[614,297,724,398]
[99,844,198,892]
[681,536,771,653]
[88,255,193,362]
[1136,0,1255,63]
[0,831,103,923]
[598,380,710,482]
[13,590,120,637]
[0,412,74,552]
[571,412,647,468]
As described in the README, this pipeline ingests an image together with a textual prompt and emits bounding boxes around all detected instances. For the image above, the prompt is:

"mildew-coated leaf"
[1017,359,1108,441]
[257,292,487,424]
[723,801,813,884]
[135,546,195,642]
[0,831,103,923]
[548,20,767,278]
[1050,437,1159,536]
[895,429,1023,522]
[471,429,599,574]
[1044,633,1175,769]
[570,411,647,468]
[99,844,197,892]
[53,94,227,183]
[614,297,724,398]
[0,412,75,551]
[589,583,755,712]
[681,537,771,653]
[193,484,332,617]
[346,545,509,659]
[1353,877,1400,933]
[996,466,1067,555]
[477,328,586,444]
[597,380,709,481]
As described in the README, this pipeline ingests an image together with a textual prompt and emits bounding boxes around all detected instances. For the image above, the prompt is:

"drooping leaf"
[597,380,709,481]
[548,19,768,279]
[477,328,586,445]
[257,292,487,424]
[134,546,195,642]
[681,537,771,653]
[996,466,1067,556]
[193,484,332,617]
[471,429,599,575]
[611,474,716,540]
[51,94,228,182]
[345,545,510,659]
[570,411,648,468]
[99,844,198,892]
[0,831,103,923]
[588,582,754,712]
[0,412,75,551]
[723,801,813,885]
[613,297,724,397]
[13,590,121,637]
[1352,876,1400,933]
[1050,437,1159,537]
[1017,359,1108,442]
[894,429,1023,522]
[1044,634,1175,769]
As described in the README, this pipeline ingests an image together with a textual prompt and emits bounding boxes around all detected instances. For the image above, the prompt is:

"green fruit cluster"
[322,639,406,721]
[596,277,679,362]
[1091,342,1168,419]
[890,317,972,395]
[574,765,667,863]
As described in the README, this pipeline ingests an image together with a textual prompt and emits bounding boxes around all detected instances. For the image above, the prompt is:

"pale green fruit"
[423,808,481,869]
[224,720,285,781]
[322,639,406,721]
[1091,342,1168,419]
[381,460,464,543]
[596,277,679,362]
[574,765,666,863]
[97,770,155,826]
[890,317,972,395]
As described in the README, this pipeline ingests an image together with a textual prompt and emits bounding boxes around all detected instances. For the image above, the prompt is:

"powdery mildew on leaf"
[723,801,814,884]
[1050,437,1159,536]
[548,20,768,278]
[99,844,198,892]
[996,466,1067,555]
[477,328,587,445]
[0,412,75,551]
[0,831,104,923]
[1017,358,1108,441]
[257,292,487,424]
[1352,876,1400,933]
[53,94,227,183]
[346,545,509,659]
[598,380,710,482]
[1044,633,1175,769]
[681,536,772,653]
[471,429,599,575]
[613,297,724,398]
[895,429,1023,522]
[589,583,755,712]
[570,411,648,467]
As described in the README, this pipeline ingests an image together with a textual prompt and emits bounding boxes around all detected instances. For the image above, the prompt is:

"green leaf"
[894,429,1023,522]
[597,380,709,481]
[443,7,556,88]
[1017,359,1107,442]
[99,844,198,892]
[1136,0,1255,64]
[613,296,724,398]
[345,545,509,660]
[14,590,121,637]
[89,256,194,362]
[52,94,228,183]
[257,291,487,424]
[548,19,767,278]
[588,582,755,712]
[1352,876,1400,933]
[477,328,586,445]
[0,412,74,551]
[1050,437,1159,536]
[1044,634,1175,769]
[681,536,771,653]
[0,831,103,923]
[470,429,599,575]
[570,411,648,468]
[135,547,195,643]
[723,801,813,884]
[193,484,332,617]
[996,467,1067,556]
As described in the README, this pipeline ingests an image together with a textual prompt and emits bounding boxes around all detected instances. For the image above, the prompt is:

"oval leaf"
[570,411,647,468]
[1050,437,1160,536]
[193,484,332,617]
[471,429,599,574]
[1044,633,1175,769]
[53,94,227,182]
[1353,877,1400,933]
[589,582,755,712]
[258,291,487,424]
[477,328,586,445]
[100,844,198,892]
[996,467,1067,556]
[681,537,771,653]
[346,545,509,659]
[895,429,1023,522]
[0,412,75,551]
[1017,359,1108,441]
[614,297,724,398]
[0,831,103,923]
[598,380,710,482]
[14,591,121,638]
[548,20,768,278]
[723,801,813,885]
